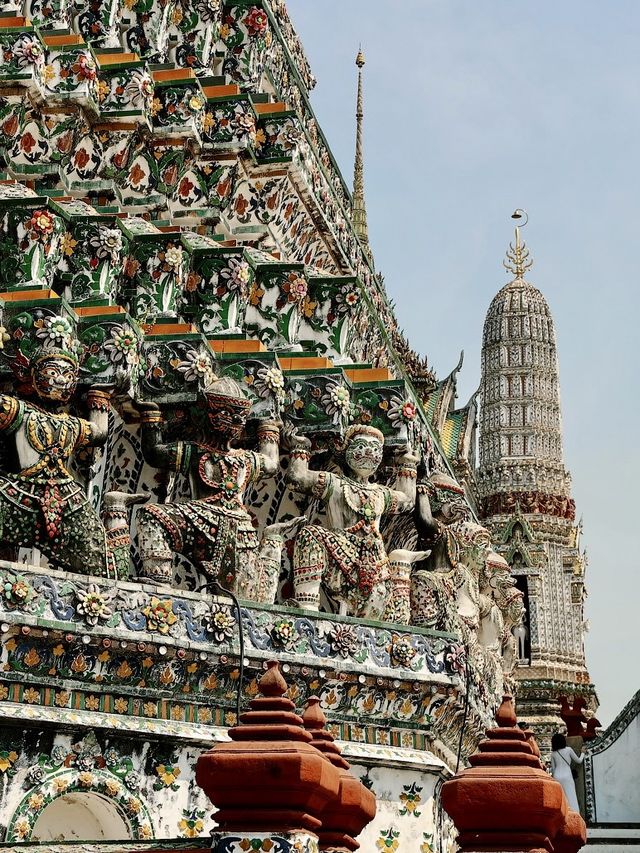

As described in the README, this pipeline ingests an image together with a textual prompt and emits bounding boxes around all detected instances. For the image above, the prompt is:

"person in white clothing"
[550,732,584,812]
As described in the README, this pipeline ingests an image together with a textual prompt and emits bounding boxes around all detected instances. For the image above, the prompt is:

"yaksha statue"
[0,342,134,576]
[137,377,299,599]
[286,423,420,617]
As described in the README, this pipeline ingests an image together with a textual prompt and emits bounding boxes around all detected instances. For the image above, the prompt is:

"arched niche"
[6,768,154,843]
[31,791,130,842]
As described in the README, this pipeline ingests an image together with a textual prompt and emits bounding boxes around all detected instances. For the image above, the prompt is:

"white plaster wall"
[349,759,456,853]
[590,707,640,823]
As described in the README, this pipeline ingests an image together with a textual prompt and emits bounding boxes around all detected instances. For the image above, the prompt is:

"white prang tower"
[477,211,597,745]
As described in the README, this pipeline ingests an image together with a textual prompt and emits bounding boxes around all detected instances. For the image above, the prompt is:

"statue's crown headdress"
[204,376,251,410]
[344,423,384,443]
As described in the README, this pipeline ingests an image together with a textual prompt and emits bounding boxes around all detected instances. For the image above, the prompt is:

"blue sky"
[286,0,639,726]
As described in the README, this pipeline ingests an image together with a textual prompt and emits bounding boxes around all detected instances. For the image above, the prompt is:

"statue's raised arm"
[289,424,421,619]
[0,343,115,575]
[136,377,298,602]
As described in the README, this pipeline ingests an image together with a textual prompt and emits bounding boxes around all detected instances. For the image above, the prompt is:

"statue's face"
[32,356,78,403]
[207,399,249,439]
[439,495,470,525]
[345,435,383,477]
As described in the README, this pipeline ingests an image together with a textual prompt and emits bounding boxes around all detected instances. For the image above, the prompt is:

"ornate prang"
[479,213,596,742]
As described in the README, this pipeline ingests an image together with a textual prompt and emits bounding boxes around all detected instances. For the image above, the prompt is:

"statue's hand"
[135,400,161,414]
[256,416,283,431]
[393,442,420,467]
[282,422,312,452]
[86,384,115,402]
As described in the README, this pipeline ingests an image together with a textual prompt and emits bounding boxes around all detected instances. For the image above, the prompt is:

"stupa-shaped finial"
[503,208,533,279]
[352,46,371,257]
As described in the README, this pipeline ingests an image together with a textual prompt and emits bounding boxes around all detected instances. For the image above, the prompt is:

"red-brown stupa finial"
[441,696,586,853]
[303,695,376,851]
[196,663,341,834]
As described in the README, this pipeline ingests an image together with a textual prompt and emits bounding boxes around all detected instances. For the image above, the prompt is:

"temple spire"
[503,208,533,279]
[352,47,370,256]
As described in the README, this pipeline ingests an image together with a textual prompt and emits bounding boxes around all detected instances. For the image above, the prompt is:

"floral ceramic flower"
[105,778,121,797]
[203,603,235,643]
[54,691,70,707]
[126,797,141,815]
[13,818,31,840]
[198,707,212,724]
[179,815,204,838]
[164,245,183,270]
[51,745,67,763]
[60,232,78,257]
[126,69,154,108]
[282,272,308,304]
[388,398,417,426]
[104,325,139,366]
[96,78,110,102]
[189,95,204,111]
[220,256,252,294]
[12,35,43,69]
[76,584,114,626]
[231,109,256,136]
[0,750,18,773]
[125,770,141,790]
[3,576,33,605]
[249,281,264,306]
[52,776,69,794]
[35,315,73,346]
[28,793,44,811]
[176,350,214,384]
[243,6,268,36]
[143,702,157,717]
[78,770,94,787]
[28,209,55,239]
[445,642,466,676]
[202,111,215,133]
[255,365,285,401]
[276,123,301,151]
[85,695,100,711]
[72,53,96,81]
[0,325,9,350]
[89,225,123,261]
[328,624,359,658]
[376,829,400,851]
[142,597,177,634]
[390,637,416,667]
[322,383,350,419]
[27,764,46,785]
[271,618,296,647]
[155,762,181,787]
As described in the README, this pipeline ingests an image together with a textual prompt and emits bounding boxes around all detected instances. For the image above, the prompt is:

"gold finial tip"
[356,48,365,68]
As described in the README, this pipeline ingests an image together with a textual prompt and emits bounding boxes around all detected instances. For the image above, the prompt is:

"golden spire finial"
[352,46,370,257]
[503,208,533,279]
